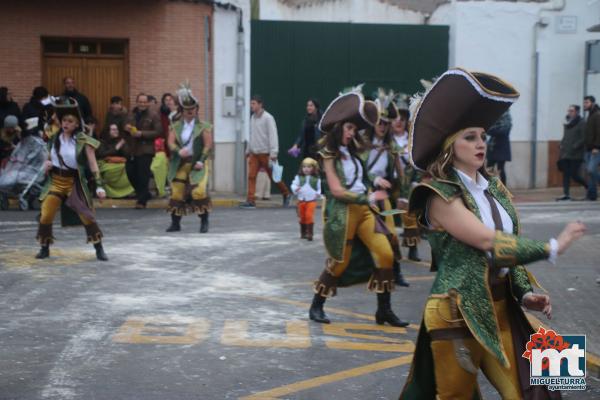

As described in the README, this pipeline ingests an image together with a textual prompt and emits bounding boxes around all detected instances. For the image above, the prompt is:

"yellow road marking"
[251,295,420,330]
[240,354,412,400]
[113,315,210,345]
[0,248,93,269]
[251,295,375,322]
[221,320,310,349]
[323,323,415,353]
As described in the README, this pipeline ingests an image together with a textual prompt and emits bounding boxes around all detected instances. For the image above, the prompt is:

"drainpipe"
[208,1,246,194]
[234,7,246,195]
[530,0,566,189]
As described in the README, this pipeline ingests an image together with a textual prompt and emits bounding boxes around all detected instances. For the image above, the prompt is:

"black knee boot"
[199,212,209,233]
[35,245,50,259]
[393,260,410,287]
[300,223,307,239]
[166,214,181,232]
[309,294,330,324]
[408,246,421,262]
[375,292,409,327]
[94,242,109,261]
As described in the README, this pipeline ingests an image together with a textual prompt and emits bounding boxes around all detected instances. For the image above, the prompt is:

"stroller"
[0,134,48,210]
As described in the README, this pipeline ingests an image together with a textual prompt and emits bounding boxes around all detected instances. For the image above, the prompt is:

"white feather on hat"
[176,80,199,109]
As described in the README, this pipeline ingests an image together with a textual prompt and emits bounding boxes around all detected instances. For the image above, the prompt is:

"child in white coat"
[290,158,321,241]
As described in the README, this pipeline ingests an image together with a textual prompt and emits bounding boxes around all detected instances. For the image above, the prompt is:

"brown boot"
[300,223,306,239]
[306,223,314,241]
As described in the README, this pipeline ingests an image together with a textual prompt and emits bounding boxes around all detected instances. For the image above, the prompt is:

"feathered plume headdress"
[338,83,365,96]
[373,88,398,121]
[176,80,199,109]
[393,92,410,112]
[408,77,436,121]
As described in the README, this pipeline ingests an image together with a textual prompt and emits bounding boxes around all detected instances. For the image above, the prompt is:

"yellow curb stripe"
[240,354,412,400]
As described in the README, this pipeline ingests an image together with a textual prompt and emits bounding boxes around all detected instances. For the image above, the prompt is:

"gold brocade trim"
[191,198,212,215]
[367,268,395,293]
[36,223,54,246]
[84,223,103,244]
[493,231,518,266]
[167,200,188,216]
[313,268,338,298]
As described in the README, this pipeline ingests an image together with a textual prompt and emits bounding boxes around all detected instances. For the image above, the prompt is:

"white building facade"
[257,0,600,188]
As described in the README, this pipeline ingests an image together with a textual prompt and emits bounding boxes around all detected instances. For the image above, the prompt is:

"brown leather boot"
[306,224,314,241]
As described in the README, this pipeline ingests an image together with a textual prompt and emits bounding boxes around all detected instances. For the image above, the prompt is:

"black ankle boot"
[166,214,181,232]
[199,213,209,233]
[309,294,330,324]
[393,260,410,287]
[300,224,307,239]
[94,242,109,261]
[375,292,409,327]
[408,246,421,262]
[35,245,50,259]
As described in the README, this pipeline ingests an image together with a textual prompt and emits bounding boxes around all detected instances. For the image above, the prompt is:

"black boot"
[300,223,306,239]
[199,212,209,233]
[35,245,50,259]
[94,242,109,261]
[309,294,330,324]
[166,214,181,232]
[306,223,314,241]
[408,246,421,262]
[393,260,410,287]
[375,292,409,327]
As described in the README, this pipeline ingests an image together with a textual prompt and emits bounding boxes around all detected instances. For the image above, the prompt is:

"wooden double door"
[42,39,128,132]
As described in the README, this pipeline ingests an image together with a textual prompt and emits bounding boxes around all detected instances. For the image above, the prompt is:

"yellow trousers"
[424,297,522,400]
[38,174,101,245]
[168,161,211,216]
[314,203,395,297]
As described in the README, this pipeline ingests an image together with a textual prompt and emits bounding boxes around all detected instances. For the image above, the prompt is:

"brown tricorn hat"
[53,96,83,123]
[319,92,379,134]
[408,68,519,171]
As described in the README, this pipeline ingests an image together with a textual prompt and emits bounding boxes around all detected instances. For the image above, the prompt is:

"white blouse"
[339,146,366,194]
[180,118,195,153]
[50,134,77,170]
[367,138,388,178]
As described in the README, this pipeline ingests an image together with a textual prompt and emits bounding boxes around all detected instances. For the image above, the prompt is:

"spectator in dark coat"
[486,110,512,185]
[63,76,93,123]
[288,98,322,160]
[22,86,51,136]
[584,95,600,200]
[0,87,21,129]
[124,93,163,208]
[557,105,587,201]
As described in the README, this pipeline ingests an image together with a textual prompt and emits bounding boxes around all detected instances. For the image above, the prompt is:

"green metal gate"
[251,20,449,187]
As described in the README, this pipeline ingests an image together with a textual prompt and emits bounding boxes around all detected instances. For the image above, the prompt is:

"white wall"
[212,0,251,192]
[259,0,425,23]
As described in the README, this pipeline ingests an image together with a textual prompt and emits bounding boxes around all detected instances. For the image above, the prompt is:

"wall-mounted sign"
[556,16,578,34]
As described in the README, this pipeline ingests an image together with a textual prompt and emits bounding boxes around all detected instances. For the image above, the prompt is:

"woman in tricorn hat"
[399,68,586,399]
[35,97,109,261]
[165,82,213,233]
[308,90,408,327]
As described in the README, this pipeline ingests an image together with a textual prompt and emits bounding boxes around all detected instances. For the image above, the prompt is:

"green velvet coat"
[400,170,550,399]
[167,119,212,185]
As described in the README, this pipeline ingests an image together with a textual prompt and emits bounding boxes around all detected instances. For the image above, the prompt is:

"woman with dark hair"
[400,69,586,399]
[308,91,407,327]
[35,97,109,261]
[289,98,322,160]
[391,94,422,262]
[359,89,409,287]
[22,86,51,136]
[0,87,21,129]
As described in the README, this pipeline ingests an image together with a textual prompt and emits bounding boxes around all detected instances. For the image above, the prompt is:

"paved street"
[0,201,599,399]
